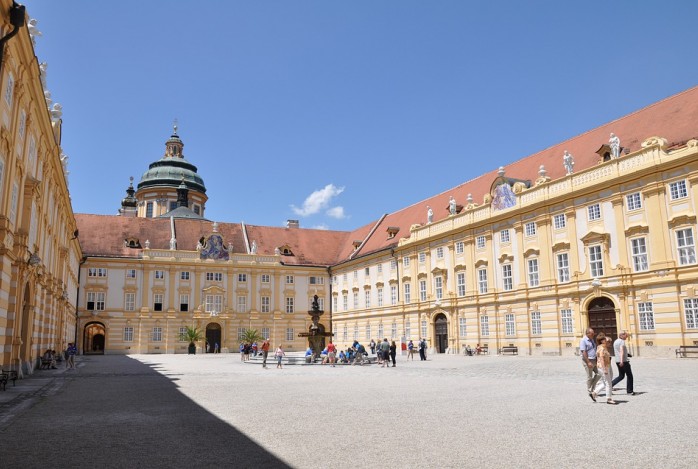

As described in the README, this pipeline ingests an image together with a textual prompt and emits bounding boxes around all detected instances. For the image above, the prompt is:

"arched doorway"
[206,323,221,353]
[84,322,106,354]
[434,313,448,353]
[587,297,618,348]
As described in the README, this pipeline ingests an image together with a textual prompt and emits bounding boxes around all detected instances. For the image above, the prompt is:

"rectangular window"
[527,259,539,287]
[638,302,655,331]
[87,292,105,311]
[180,271,190,280]
[588,204,601,221]
[589,245,604,277]
[123,327,134,342]
[390,286,397,305]
[342,294,348,311]
[4,73,13,106]
[193,205,200,215]
[285,297,294,314]
[418,252,426,264]
[261,274,270,283]
[343,325,348,342]
[365,324,371,340]
[261,296,270,313]
[237,273,246,282]
[152,327,162,342]
[180,294,189,312]
[207,272,223,281]
[9,182,18,225]
[126,269,136,279]
[455,242,464,255]
[205,294,222,314]
[631,238,649,272]
[531,311,542,335]
[286,275,294,284]
[502,265,513,291]
[238,328,246,341]
[478,268,488,294]
[353,292,359,309]
[333,296,338,312]
[525,222,537,237]
[391,322,397,339]
[353,325,359,340]
[419,280,427,301]
[365,267,370,276]
[684,298,698,329]
[377,288,383,307]
[421,320,427,339]
[390,259,397,271]
[88,268,108,277]
[405,320,411,338]
[476,236,486,249]
[365,290,371,308]
[353,270,358,280]
[403,257,410,268]
[505,313,515,336]
[403,283,411,304]
[434,276,443,300]
[436,247,444,259]
[669,180,688,200]
[377,264,383,274]
[378,323,384,339]
[343,273,348,282]
[557,253,570,283]
[261,327,270,340]
[153,293,163,311]
[286,328,294,342]
[146,202,153,218]
[125,293,135,311]
[459,318,466,337]
[480,315,489,336]
[179,326,187,342]
[561,309,573,334]
[677,228,696,265]
[553,213,566,230]
[457,272,466,297]
[154,270,165,280]
[309,276,325,285]
[18,110,26,139]
[500,229,510,243]
[237,296,247,312]
[626,192,642,211]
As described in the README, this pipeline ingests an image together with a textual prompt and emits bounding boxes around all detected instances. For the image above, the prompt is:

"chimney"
[287,219,299,229]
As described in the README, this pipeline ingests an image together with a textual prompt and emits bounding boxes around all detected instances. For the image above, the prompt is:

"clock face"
[492,183,516,211]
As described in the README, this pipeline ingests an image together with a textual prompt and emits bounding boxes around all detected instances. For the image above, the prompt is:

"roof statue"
[427,206,433,223]
[250,240,257,254]
[39,62,47,88]
[228,242,234,254]
[563,150,574,175]
[27,18,42,45]
[169,237,176,250]
[609,133,621,159]
[212,221,218,233]
[274,246,281,255]
[50,103,62,121]
[449,197,456,215]
[144,239,150,249]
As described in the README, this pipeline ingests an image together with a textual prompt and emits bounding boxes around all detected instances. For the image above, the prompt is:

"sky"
[26,0,698,232]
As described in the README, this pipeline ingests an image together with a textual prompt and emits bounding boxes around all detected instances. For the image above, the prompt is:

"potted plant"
[180,326,204,354]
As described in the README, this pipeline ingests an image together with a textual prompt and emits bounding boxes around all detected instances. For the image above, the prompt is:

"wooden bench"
[476,346,489,355]
[675,345,698,358]
[0,370,18,390]
[499,346,519,355]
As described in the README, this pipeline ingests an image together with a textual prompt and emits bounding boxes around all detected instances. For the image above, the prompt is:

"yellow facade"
[0,0,82,373]
[330,138,698,357]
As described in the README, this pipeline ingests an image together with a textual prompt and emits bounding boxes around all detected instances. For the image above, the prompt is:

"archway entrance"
[206,323,221,353]
[434,314,448,353]
[84,322,106,354]
[587,297,618,349]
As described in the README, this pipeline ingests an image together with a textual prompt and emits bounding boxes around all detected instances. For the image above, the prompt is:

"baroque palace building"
[0,0,82,374]
[75,86,698,358]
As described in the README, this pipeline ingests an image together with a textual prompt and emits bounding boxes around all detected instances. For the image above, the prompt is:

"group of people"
[238,342,259,361]
[405,338,428,360]
[41,349,59,369]
[580,328,635,404]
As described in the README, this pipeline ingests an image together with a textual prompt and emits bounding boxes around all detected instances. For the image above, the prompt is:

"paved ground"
[1,353,697,468]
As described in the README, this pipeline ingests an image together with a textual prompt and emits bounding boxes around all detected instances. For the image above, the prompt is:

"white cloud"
[326,206,346,219]
[291,184,345,217]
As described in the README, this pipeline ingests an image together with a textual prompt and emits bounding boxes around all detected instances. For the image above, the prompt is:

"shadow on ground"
[0,355,290,468]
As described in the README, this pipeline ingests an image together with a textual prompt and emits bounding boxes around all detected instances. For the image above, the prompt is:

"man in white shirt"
[612,330,635,395]
[580,328,601,401]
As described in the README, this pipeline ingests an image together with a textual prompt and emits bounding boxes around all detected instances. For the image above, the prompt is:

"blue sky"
[28,1,698,231]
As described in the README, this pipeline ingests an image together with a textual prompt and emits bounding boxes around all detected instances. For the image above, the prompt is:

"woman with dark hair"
[389,340,397,367]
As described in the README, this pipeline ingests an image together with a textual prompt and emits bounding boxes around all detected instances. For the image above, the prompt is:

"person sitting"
[465,345,473,356]
[42,349,52,369]
[320,347,329,364]
[305,346,314,363]
[476,343,483,355]
[338,350,347,363]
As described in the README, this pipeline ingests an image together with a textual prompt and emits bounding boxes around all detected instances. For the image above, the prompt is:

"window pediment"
[624,224,649,237]
[668,214,697,229]
[552,241,570,252]
[374,281,384,288]
[474,259,488,268]
[523,248,540,258]
[203,285,225,294]
[431,267,447,276]
[498,253,514,264]
[401,275,411,282]
[454,264,467,272]
[580,231,609,246]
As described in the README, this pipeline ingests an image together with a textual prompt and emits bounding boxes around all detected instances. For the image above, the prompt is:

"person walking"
[275,345,285,369]
[66,342,77,369]
[379,338,390,368]
[418,338,427,361]
[612,330,635,395]
[369,339,376,355]
[580,327,602,402]
[389,340,397,367]
[261,339,270,368]
[596,334,616,404]
[407,340,415,360]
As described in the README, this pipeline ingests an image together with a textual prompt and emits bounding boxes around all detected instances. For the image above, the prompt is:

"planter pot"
[188,344,196,354]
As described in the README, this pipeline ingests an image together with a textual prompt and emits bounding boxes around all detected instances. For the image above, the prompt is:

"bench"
[499,346,519,355]
[675,345,698,358]
[0,370,18,390]
[476,346,489,355]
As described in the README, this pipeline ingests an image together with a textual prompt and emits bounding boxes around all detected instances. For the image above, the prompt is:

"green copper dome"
[137,129,207,194]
